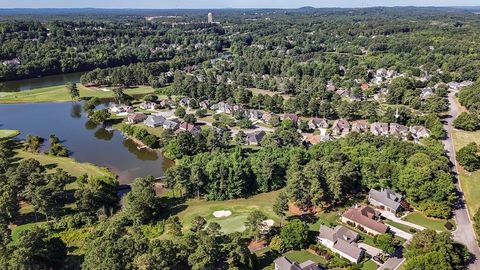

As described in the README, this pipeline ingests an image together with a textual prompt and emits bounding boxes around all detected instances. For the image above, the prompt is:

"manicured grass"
[0,129,20,139]
[248,88,292,100]
[452,129,480,216]
[361,260,379,270]
[11,222,45,242]
[175,190,281,232]
[403,212,452,232]
[0,84,156,103]
[385,220,417,234]
[15,149,113,179]
[308,211,341,232]
[209,214,248,234]
[284,249,327,265]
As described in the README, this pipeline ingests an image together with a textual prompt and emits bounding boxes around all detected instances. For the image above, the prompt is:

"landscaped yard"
[174,190,281,232]
[15,149,113,180]
[0,129,20,139]
[0,84,156,103]
[452,129,480,216]
[385,220,417,234]
[11,222,46,242]
[361,260,379,270]
[403,212,452,232]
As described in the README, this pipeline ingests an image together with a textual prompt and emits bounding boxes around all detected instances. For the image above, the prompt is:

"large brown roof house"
[341,205,388,235]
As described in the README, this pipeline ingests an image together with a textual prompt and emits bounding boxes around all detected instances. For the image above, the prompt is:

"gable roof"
[318,225,362,261]
[369,188,403,211]
[144,115,166,125]
[247,131,266,144]
[342,205,388,234]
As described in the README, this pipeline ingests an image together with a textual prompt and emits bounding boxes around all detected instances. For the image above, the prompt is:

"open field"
[174,190,281,232]
[248,88,292,100]
[403,212,452,232]
[15,149,113,179]
[0,129,20,139]
[0,84,155,103]
[452,129,480,216]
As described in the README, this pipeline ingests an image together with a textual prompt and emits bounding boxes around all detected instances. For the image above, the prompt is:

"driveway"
[388,226,413,240]
[379,210,425,231]
[443,91,480,270]
[379,247,405,270]
[358,243,382,257]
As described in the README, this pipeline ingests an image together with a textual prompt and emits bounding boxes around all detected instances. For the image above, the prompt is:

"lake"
[0,102,173,184]
[0,72,84,92]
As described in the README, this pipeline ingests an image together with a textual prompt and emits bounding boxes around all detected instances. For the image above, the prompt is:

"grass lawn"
[452,129,480,216]
[174,190,281,232]
[0,84,156,103]
[403,212,452,232]
[248,88,292,100]
[15,149,113,179]
[361,260,379,270]
[11,222,46,242]
[385,220,417,233]
[0,129,20,139]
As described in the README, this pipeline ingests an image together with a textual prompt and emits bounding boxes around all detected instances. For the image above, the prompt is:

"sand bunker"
[213,210,232,218]
[262,219,274,227]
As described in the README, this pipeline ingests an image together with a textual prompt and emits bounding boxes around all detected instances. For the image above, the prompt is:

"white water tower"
[208,12,213,23]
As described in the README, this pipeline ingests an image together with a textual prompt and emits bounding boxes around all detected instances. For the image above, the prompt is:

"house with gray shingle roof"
[144,115,166,128]
[369,188,403,214]
[318,225,364,263]
[273,256,321,270]
[370,122,389,136]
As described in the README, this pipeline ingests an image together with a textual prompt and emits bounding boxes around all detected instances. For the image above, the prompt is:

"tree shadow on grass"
[256,249,279,269]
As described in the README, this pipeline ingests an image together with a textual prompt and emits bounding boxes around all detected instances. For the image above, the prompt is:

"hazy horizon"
[1,0,480,9]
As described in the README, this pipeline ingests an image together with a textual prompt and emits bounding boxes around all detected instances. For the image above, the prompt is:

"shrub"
[444,221,454,231]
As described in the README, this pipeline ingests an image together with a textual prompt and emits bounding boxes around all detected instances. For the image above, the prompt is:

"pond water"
[0,102,173,184]
[0,72,85,92]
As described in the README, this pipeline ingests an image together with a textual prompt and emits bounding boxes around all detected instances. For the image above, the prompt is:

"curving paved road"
[443,91,480,270]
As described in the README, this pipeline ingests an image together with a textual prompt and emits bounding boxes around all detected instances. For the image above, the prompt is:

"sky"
[0,0,479,9]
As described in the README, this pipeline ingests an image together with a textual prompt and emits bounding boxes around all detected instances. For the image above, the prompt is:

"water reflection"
[0,102,171,184]
[0,72,85,92]
[123,139,159,161]
[94,128,114,141]
[70,103,82,119]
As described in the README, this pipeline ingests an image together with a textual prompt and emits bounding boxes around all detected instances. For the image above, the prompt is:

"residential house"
[410,126,430,140]
[341,205,389,235]
[160,99,175,109]
[199,100,210,110]
[245,109,263,121]
[459,81,474,88]
[212,102,234,114]
[448,81,460,90]
[303,134,322,146]
[370,122,389,136]
[140,101,157,110]
[331,119,350,137]
[273,256,320,270]
[283,113,299,126]
[262,113,277,124]
[318,225,364,263]
[109,104,134,115]
[335,88,349,98]
[420,87,434,101]
[351,120,369,133]
[162,119,180,130]
[179,97,190,107]
[246,131,266,145]
[2,58,20,67]
[177,122,200,134]
[360,83,369,91]
[326,82,336,92]
[144,115,166,128]
[127,113,147,124]
[373,88,388,102]
[308,118,329,130]
[368,189,403,214]
[389,123,409,139]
